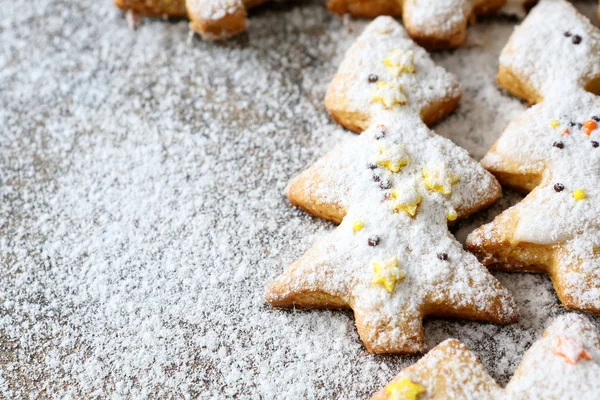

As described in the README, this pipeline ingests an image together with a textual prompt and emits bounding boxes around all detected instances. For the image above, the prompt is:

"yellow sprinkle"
[377,144,410,173]
[392,190,422,217]
[573,189,587,201]
[447,209,458,222]
[550,119,560,129]
[371,81,408,108]
[422,165,460,195]
[378,159,409,173]
[385,377,425,400]
[353,220,365,231]
[372,256,405,293]
[383,49,415,75]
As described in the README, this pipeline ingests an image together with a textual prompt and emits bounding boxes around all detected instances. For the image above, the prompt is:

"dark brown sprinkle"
[375,129,385,140]
[368,74,378,83]
[380,179,392,190]
[578,122,583,129]
[372,174,381,182]
[368,236,380,247]
[368,163,378,170]
[593,116,600,122]
[592,141,599,148]
[564,31,572,37]
[572,35,582,44]
[568,121,576,127]
[554,183,565,192]
[437,253,448,261]
[553,141,564,149]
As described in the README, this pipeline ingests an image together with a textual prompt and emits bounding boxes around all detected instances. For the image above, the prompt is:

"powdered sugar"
[267,16,517,353]
[405,0,473,35]
[499,0,600,97]
[1,0,600,398]
[187,0,242,20]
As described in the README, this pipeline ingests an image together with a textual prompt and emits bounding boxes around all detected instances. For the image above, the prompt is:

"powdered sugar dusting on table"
[1,0,599,398]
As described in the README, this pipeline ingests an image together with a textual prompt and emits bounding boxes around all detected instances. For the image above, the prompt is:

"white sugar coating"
[187,0,242,20]
[1,0,600,398]
[402,0,523,37]
[504,314,600,399]
[404,0,472,35]
[500,0,600,97]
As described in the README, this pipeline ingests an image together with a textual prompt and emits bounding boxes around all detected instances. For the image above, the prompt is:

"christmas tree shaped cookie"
[265,17,518,354]
[371,314,600,399]
[115,0,507,47]
[114,0,269,39]
[327,0,506,48]
[371,339,502,399]
[466,0,600,313]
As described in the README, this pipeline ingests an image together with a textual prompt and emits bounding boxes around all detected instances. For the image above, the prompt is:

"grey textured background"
[1,0,599,398]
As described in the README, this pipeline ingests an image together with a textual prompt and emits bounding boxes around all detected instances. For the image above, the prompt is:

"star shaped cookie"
[371,314,600,399]
[265,17,518,354]
[466,0,600,313]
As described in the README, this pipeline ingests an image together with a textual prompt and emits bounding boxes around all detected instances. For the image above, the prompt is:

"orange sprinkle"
[584,119,597,130]
[562,129,570,136]
[553,336,592,364]
[584,128,592,136]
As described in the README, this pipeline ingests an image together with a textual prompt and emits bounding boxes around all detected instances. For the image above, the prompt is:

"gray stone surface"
[1,0,599,398]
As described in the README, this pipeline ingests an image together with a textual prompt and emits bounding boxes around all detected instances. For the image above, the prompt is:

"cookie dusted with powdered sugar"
[466,0,600,314]
[114,0,269,39]
[371,314,600,399]
[264,17,518,354]
[116,0,508,46]
[505,314,600,399]
[327,0,506,48]
[371,339,501,399]
[325,18,463,133]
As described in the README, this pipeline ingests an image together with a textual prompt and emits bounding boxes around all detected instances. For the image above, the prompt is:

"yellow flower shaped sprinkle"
[372,81,408,108]
[384,49,415,75]
[372,256,405,293]
[377,144,410,173]
[422,163,460,195]
[384,377,425,400]
[391,186,422,217]
[550,119,560,128]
